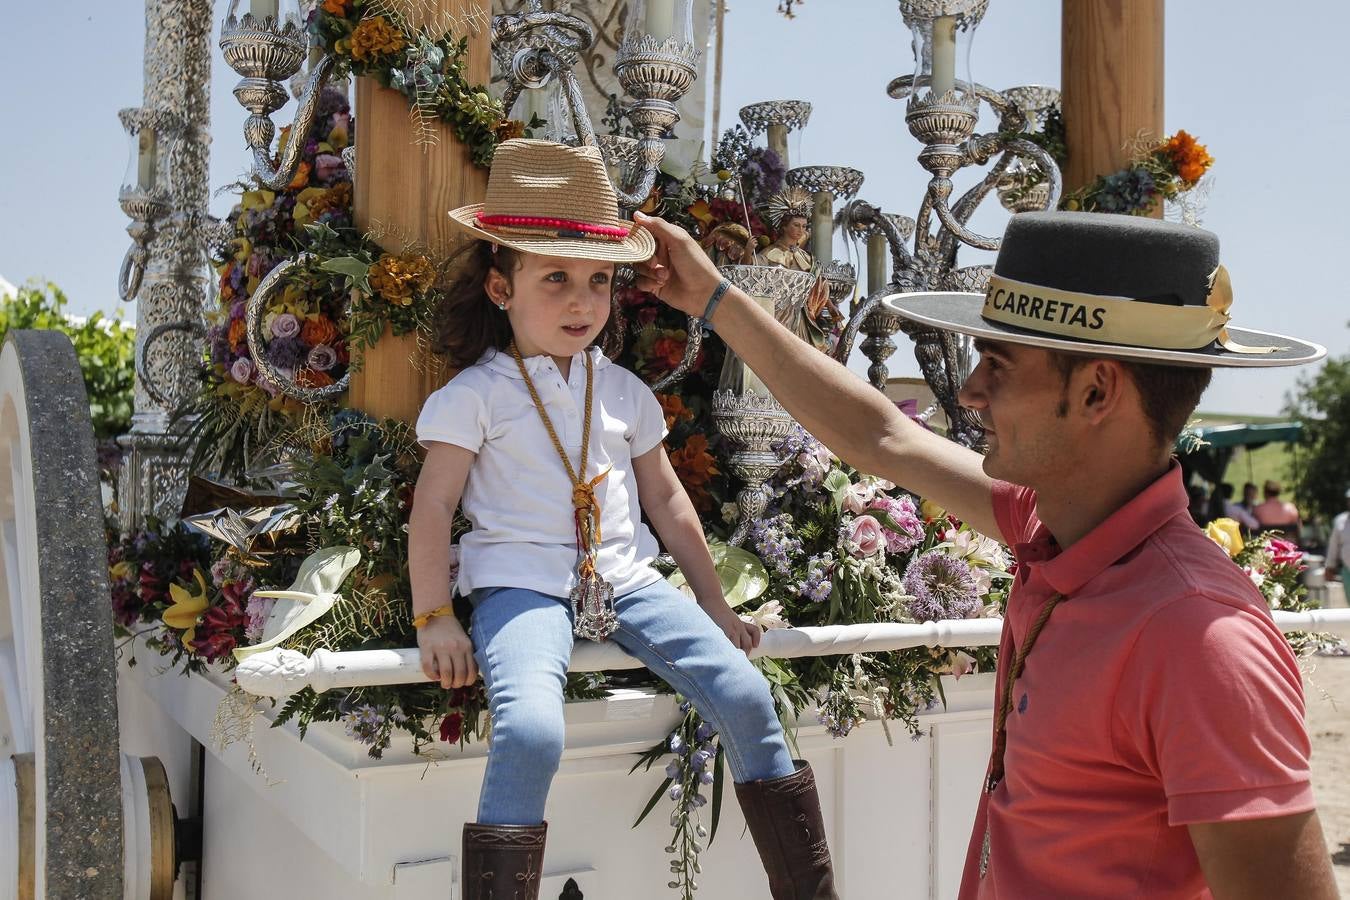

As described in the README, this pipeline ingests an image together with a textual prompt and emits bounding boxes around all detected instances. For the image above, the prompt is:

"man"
[1217,482,1261,532]
[1254,479,1303,542]
[633,209,1337,899]
[1325,487,1350,585]
[1240,481,1260,514]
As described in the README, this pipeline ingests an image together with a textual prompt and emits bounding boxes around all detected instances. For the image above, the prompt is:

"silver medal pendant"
[570,568,618,641]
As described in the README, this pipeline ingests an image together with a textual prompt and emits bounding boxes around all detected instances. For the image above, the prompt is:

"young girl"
[408,140,839,900]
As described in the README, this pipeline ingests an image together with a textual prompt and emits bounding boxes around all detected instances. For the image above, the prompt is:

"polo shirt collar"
[1036,463,1190,596]
[479,345,611,380]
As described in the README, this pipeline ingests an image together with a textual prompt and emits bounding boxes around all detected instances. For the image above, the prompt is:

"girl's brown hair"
[433,240,625,369]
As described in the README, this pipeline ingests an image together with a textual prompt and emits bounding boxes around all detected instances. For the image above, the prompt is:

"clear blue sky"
[1,0,1346,414]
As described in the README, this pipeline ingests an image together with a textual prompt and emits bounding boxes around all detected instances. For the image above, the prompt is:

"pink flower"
[844,515,886,558]
[1267,539,1304,569]
[842,482,877,515]
[230,357,254,384]
[314,153,346,182]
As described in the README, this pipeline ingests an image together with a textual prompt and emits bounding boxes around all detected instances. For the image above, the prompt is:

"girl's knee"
[491,706,566,769]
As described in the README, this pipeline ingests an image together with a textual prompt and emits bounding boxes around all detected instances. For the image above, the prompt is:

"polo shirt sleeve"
[626,375,669,458]
[992,480,1039,546]
[1113,596,1314,826]
[415,376,488,453]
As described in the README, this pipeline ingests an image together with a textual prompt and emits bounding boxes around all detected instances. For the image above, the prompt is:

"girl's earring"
[497,302,507,311]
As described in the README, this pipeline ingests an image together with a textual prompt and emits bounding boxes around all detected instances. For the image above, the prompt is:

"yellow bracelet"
[412,605,454,629]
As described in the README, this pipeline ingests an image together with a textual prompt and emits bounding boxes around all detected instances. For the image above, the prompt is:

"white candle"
[137,128,157,192]
[767,123,789,168]
[868,232,887,295]
[930,16,957,99]
[810,191,832,267]
[645,0,675,43]
[251,0,279,21]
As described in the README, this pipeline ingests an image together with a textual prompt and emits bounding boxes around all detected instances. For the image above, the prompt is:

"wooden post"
[1061,0,1164,206]
[350,0,491,423]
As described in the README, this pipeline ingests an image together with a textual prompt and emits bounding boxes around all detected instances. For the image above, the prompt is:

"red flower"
[439,711,464,744]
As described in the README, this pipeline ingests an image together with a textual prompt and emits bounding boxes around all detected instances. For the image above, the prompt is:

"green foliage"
[1286,350,1350,521]
[0,282,135,439]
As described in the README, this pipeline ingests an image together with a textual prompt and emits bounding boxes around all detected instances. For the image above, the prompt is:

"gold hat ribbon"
[980,265,1282,354]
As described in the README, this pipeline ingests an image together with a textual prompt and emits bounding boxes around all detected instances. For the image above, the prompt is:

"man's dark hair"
[1218,482,1235,500]
[1050,353,1212,448]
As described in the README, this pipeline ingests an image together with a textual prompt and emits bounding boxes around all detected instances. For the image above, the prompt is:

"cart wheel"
[0,331,179,898]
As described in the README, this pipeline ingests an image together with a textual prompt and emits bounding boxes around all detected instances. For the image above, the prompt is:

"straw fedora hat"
[447,139,655,263]
[884,212,1325,368]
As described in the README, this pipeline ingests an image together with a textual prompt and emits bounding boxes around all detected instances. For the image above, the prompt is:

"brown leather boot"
[734,761,840,900]
[461,822,547,900]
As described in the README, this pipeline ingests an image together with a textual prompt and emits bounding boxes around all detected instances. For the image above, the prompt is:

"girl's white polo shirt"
[415,346,668,599]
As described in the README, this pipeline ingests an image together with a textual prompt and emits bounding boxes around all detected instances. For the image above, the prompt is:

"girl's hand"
[702,599,763,655]
[417,616,478,689]
[632,212,725,317]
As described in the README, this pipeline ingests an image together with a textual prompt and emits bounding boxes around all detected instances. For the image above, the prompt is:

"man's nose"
[957,366,987,411]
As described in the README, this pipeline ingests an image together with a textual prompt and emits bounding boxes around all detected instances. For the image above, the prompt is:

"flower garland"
[311,0,508,165]
[999,104,1213,216]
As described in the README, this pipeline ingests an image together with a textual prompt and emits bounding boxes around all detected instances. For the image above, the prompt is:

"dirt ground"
[1308,647,1350,895]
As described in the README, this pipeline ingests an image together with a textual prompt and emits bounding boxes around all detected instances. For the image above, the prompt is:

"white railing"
[232,609,1350,699]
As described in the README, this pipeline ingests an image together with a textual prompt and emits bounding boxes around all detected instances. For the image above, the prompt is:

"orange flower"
[1162,130,1213,185]
[657,393,692,430]
[668,433,717,512]
[301,315,340,346]
[321,0,349,14]
[295,368,336,389]
[286,160,313,191]
[227,318,247,352]
[495,119,527,142]
[306,182,352,220]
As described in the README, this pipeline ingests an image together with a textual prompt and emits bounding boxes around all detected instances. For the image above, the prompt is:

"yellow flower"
[109,560,133,581]
[162,569,210,649]
[1204,518,1244,558]
[368,253,434,304]
[240,190,275,212]
[349,16,405,62]
[920,498,947,522]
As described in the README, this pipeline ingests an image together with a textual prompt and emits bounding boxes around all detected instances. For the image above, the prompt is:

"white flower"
[1267,583,1286,607]
[740,599,790,631]
[721,502,741,525]
[947,529,1008,568]
[948,650,977,679]
[971,567,993,597]
[1245,566,1266,589]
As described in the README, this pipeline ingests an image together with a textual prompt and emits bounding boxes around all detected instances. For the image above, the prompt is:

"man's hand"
[1189,811,1337,900]
[632,211,725,317]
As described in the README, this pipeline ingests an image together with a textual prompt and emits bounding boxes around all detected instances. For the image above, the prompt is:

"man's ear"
[484,267,512,306]
[1078,359,1128,425]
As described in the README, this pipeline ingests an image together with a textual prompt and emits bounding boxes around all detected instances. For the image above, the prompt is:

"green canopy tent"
[1177,422,1304,487]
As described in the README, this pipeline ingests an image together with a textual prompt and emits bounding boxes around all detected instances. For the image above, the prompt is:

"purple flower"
[307,343,338,372]
[230,357,254,384]
[266,336,306,370]
[271,313,301,339]
[791,552,835,604]
[902,550,981,622]
[750,513,803,578]
[208,324,230,367]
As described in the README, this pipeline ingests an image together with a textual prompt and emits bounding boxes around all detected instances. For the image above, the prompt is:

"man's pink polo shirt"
[958,466,1314,899]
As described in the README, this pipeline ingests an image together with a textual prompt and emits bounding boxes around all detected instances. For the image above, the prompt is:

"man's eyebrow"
[972,339,1010,359]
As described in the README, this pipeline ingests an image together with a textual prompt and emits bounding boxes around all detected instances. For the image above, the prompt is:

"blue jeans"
[469,578,795,825]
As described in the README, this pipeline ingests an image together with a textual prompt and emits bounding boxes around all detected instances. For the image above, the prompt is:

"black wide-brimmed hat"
[884,212,1325,367]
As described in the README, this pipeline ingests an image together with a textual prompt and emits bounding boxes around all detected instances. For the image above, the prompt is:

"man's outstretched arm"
[633,211,998,538]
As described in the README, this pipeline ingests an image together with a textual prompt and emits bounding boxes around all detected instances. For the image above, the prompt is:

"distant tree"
[1285,349,1350,522]
[0,283,136,440]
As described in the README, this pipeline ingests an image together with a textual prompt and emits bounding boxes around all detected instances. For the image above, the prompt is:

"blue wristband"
[701,278,732,333]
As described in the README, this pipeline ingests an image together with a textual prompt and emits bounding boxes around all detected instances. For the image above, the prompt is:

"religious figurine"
[700,222,754,268]
[757,186,814,271]
[757,186,840,353]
